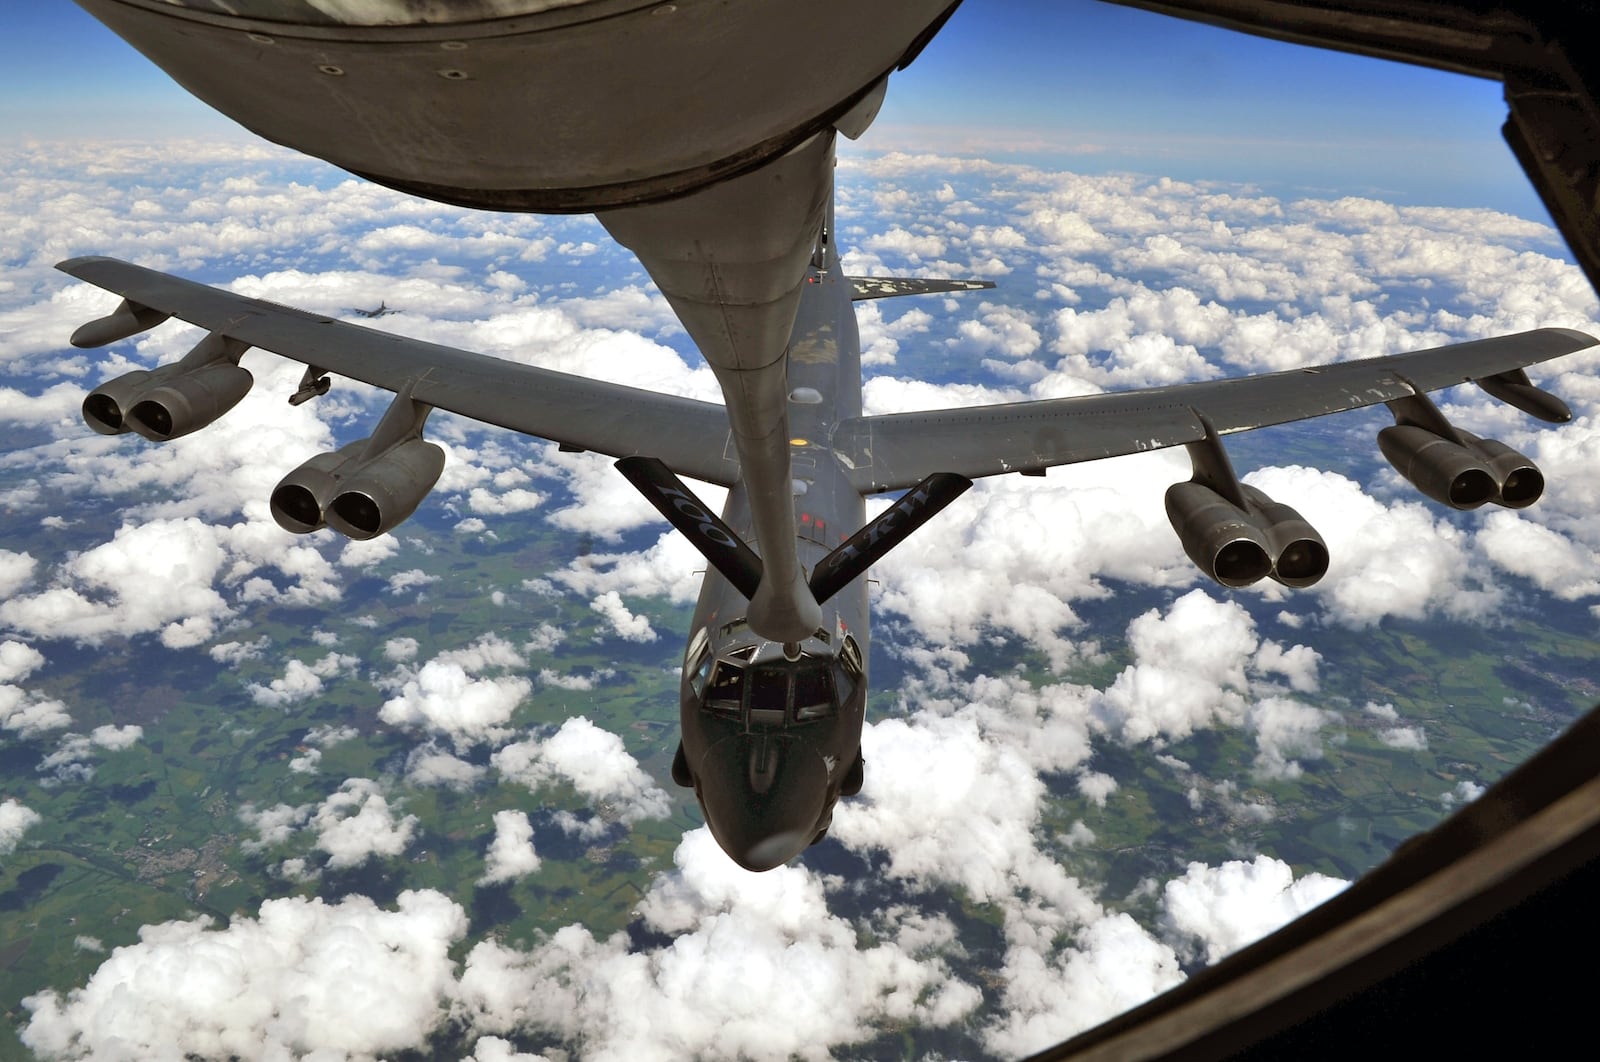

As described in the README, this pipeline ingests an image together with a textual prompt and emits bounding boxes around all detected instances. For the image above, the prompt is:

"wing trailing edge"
[832,328,1596,493]
[56,256,740,487]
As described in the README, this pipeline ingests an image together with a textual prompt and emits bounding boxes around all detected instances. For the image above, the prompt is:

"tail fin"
[846,276,995,302]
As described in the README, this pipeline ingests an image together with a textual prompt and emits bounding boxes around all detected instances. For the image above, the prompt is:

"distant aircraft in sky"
[58,0,1598,870]
[346,301,395,319]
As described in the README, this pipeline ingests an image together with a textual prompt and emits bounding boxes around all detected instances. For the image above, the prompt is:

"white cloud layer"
[478,809,541,885]
[21,890,468,1060]
[0,798,42,856]
[379,635,532,749]
[309,778,418,869]
[1161,855,1349,964]
[3,142,1596,1062]
[492,717,671,825]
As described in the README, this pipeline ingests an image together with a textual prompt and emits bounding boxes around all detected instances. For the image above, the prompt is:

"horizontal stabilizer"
[808,472,971,604]
[846,276,995,302]
[615,456,763,601]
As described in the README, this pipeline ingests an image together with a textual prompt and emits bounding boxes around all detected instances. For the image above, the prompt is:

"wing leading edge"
[56,256,739,487]
[832,329,1597,493]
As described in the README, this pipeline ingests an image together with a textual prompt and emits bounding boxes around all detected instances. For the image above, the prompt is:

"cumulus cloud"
[209,636,269,666]
[1,799,42,856]
[0,519,232,648]
[0,640,71,739]
[589,590,657,643]
[387,568,439,595]
[383,636,419,662]
[379,635,532,749]
[835,710,1049,902]
[1247,696,1333,779]
[247,652,356,708]
[468,486,546,515]
[88,724,142,751]
[1378,725,1429,750]
[1441,779,1487,808]
[1095,590,1257,744]
[478,810,541,885]
[550,528,711,607]
[305,723,359,747]
[492,717,671,825]
[0,549,35,597]
[405,742,488,790]
[309,778,419,869]
[1162,855,1349,964]
[238,802,311,852]
[21,891,467,1060]
[453,829,982,1059]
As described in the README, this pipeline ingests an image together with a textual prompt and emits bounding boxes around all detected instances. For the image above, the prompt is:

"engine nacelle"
[1166,481,1272,587]
[1166,481,1329,589]
[82,331,252,440]
[270,438,445,540]
[1458,431,1544,509]
[1377,425,1541,510]
[82,361,252,440]
[327,438,447,540]
[269,440,368,534]
[126,362,253,441]
[83,367,166,435]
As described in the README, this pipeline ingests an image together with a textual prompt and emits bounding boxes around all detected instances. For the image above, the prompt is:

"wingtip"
[55,255,114,275]
[1548,326,1600,350]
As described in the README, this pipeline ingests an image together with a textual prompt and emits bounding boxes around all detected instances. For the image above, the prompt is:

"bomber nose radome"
[696,733,830,872]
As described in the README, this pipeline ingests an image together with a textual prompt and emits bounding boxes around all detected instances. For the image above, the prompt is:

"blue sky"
[2,0,1545,220]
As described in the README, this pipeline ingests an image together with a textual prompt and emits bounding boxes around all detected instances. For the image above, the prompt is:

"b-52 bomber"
[59,0,1597,870]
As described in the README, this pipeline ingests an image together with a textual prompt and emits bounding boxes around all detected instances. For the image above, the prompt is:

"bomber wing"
[831,329,1596,493]
[846,276,996,301]
[56,256,738,487]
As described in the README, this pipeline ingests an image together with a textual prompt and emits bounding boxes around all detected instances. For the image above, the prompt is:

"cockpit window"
[748,666,789,713]
[684,627,712,695]
[794,664,835,721]
[840,634,863,681]
[698,656,839,723]
[705,661,744,715]
[691,653,714,698]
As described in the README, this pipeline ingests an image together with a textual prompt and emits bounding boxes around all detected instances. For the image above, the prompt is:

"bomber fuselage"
[672,237,872,871]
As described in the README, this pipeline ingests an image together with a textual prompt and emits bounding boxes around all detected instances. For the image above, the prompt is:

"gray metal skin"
[673,224,873,871]
[67,0,959,212]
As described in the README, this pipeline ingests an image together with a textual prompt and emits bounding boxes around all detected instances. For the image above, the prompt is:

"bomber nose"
[695,732,829,871]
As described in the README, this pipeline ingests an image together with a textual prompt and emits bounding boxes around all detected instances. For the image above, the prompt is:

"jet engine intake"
[82,358,253,440]
[271,389,444,540]
[327,438,446,540]
[1377,425,1542,510]
[1165,481,1329,589]
[126,362,253,441]
[1166,481,1271,587]
[269,440,366,534]
[271,438,445,540]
